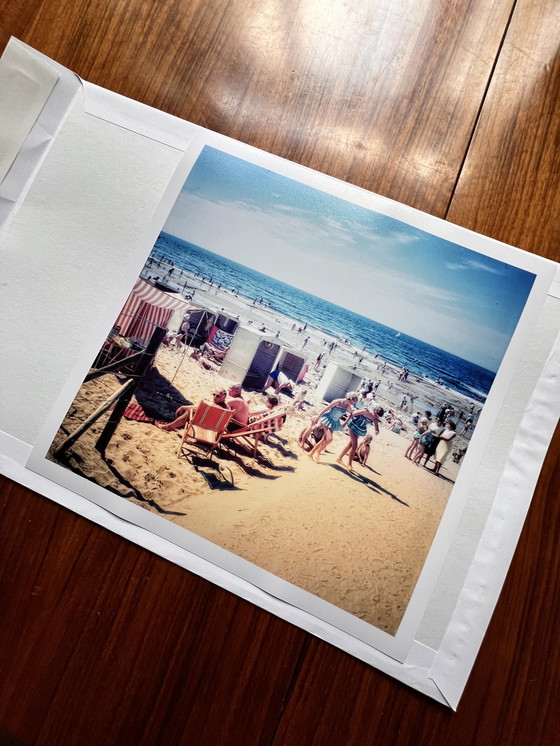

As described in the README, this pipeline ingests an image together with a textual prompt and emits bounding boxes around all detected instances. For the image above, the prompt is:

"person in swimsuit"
[337,405,384,470]
[405,417,428,460]
[157,389,228,431]
[262,368,293,395]
[308,392,359,462]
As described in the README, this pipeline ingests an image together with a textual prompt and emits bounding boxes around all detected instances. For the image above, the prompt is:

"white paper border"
[26,130,557,666]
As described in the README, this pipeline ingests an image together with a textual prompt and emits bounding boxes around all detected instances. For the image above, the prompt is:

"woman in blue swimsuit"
[337,405,384,471]
[308,392,359,461]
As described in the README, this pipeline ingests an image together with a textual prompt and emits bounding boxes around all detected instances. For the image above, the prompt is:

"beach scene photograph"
[44,144,536,641]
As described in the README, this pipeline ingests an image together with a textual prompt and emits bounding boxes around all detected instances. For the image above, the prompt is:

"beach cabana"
[219,326,282,390]
[315,362,362,403]
[180,302,239,349]
[275,348,308,383]
[114,278,190,346]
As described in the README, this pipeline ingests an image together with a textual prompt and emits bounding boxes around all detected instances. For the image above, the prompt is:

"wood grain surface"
[1,1,559,743]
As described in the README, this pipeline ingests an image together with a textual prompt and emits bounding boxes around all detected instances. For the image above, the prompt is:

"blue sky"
[164,146,535,371]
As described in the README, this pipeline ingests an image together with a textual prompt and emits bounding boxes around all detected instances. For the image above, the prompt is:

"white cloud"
[164,193,504,366]
[445,257,503,275]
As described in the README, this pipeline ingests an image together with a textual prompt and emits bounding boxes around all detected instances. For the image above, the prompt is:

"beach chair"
[216,409,286,460]
[177,402,234,459]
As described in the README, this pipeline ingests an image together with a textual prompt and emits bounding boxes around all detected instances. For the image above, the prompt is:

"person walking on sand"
[337,405,384,471]
[461,414,474,435]
[314,352,324,370]
[308,392,359,462]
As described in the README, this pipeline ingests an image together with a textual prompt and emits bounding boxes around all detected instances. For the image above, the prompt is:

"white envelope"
[1,38,559,709]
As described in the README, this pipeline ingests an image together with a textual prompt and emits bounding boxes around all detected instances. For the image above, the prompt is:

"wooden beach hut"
[315,362,362,403]
[219,326,282,390]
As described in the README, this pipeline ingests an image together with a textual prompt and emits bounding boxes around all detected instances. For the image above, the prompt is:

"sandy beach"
[47,277,480,636]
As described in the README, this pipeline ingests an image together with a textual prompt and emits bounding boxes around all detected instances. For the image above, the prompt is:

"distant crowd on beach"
[136,260,484,481]
[158,310,480,480]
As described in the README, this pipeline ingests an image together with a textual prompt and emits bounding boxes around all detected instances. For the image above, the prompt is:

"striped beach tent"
[115,278,189,345]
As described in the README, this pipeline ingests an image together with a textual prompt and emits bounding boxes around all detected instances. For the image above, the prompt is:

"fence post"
[95,326,167,455]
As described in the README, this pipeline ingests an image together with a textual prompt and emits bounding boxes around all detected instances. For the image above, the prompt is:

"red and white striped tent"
[115,278,189,345]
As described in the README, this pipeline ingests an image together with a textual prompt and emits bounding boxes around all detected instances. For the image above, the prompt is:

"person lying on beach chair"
[178,401,234,459]
[225,383,251,430]
[157,389,228,431]
[199,341,228,363]
[199,328,233,363]
[248,394,280,421]
[216,407,287,459]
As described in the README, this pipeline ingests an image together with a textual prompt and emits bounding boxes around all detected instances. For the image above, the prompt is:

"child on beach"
[307,392,359,462]
[292,387,308,410]
[337,405,384,471]
[298,423,325,451]
[354,434,373,466]
[413,418,443,466]
[405,417,428,461]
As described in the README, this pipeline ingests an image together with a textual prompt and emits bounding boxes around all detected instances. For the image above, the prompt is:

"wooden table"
[1,2,559,743]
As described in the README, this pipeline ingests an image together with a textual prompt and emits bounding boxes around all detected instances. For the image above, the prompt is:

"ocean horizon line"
[152,232,496,401]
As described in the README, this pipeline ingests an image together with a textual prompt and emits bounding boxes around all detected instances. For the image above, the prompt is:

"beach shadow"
[59,450,187,516]
[204,446,281,479]
[360,464,382,476]
[184,453,239,491]
[330,463,409,507]
[133,365,191,421]
[212,439,295,475]
[435,472,456,485]
[422,465,456,485]
[263,438,299,460]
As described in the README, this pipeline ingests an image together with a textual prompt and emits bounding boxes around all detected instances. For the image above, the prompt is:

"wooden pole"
[85,351,143,381]
[53,379,135,459]
[95,326,167,455]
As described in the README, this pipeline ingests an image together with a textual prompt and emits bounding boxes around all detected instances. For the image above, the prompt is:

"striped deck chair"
[178,402,234,459]
[216,409,286,460]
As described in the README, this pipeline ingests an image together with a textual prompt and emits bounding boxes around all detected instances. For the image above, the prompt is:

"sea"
[152,232,495,404]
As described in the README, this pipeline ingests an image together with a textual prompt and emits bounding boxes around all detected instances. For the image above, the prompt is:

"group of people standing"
[299,391,384,472]
[404,413,457,476]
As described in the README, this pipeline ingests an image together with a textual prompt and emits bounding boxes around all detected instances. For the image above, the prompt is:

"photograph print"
[35,141,539,659]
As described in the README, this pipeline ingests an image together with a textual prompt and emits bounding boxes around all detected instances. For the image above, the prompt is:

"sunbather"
[262,368,293,395]
[226,383,250,429]
[199,341,228,361]
[157,389,228,431]
[249,394,280,421]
